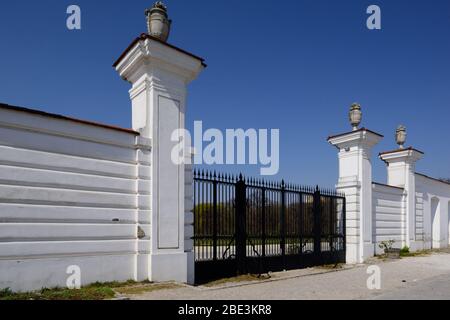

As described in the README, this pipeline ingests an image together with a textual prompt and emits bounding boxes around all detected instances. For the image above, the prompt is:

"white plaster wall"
[184,161,195,284]
[415,191,424,242]
[415,174,450,250]
[372,183,405,254]
[0,107,147,292]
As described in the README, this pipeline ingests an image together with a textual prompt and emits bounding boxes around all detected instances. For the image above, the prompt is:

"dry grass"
[314,263,345,270]
[114,282,181,295]
[0,279,180,300]
[375,248,436,260]
[203,274,271,287]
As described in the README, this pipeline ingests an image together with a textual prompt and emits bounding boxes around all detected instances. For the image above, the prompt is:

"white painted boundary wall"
[0,32,203,292]
[329,127,450,262]
[372,183,405,254]
[0,106,151,292]
[415,173,450,250]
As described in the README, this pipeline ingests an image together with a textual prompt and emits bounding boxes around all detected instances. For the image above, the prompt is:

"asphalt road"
[129,252,450,300]
[373,272,450,300]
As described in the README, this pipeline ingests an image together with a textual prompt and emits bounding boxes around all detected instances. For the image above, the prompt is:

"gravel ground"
[128,252,450,300]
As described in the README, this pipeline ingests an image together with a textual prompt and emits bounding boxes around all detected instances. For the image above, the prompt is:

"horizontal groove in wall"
[373,203,403,210]
[374,210,403,215]
[0,218,136,224]
[0,199,143,210]
[0,239,138,256]
[0,180,145,196]
[0,251,137,261]
[0,159,139,180]
[0,141,137,166]
[0,203,139,220]
[0,236,137,243]
[0,163,140,186]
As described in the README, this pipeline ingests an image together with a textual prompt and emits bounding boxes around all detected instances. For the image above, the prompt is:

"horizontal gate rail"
[193,170,346,284]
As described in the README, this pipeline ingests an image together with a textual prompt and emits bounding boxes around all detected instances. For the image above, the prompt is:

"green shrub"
[0,288,13,298]
[400,246,410,256]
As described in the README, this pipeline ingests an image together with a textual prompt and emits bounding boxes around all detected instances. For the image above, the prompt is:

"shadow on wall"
[431,197,440,249]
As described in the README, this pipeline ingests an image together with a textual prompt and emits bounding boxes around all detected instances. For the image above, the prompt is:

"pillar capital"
[328,127,383,152]
[379,147,424,187]
[379,147,424,165]
[328,128,383,186]
[114,33,205,85]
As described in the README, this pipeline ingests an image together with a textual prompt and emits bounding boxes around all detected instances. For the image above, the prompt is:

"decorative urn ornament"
[145,1,172,42]
[349,103,362,131]
[396,125,407,149]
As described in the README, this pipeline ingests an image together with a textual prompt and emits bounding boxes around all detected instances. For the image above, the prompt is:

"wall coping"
[0,103,139,135]
[415,172,450,187]
[372,181,405,191]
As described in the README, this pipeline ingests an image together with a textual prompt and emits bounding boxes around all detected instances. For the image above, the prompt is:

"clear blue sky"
[1,0,449,187]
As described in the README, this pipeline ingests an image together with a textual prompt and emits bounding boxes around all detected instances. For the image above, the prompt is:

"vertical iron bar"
[281,181,286,268]
[194,174,197,262]
[342,196,346,253]
[299,192,303,255]
[213,175,218,261]
[329,197,334,252]
[262,187,266,258]
[235,175,247,275]
[313,186,322,259]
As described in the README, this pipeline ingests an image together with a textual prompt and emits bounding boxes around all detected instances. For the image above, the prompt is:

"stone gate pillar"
[327,104,383,263]
[114,4,205,284]
[379,126,423,251]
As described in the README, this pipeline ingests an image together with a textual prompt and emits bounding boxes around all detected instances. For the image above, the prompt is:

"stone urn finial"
[145,1,172,42]
[349,103,362,131]
[396,125,407,149]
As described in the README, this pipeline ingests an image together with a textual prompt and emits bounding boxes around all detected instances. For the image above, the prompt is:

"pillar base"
[150,252,193,284]
[346,243,374,264]
[135,253,150,282]
[408,240,424,252]
[362,243,375,261]
[432,240,448,249]
[346,244,359,264]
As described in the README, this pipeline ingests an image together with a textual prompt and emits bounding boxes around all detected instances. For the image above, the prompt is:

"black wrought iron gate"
[193,170,346,284]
